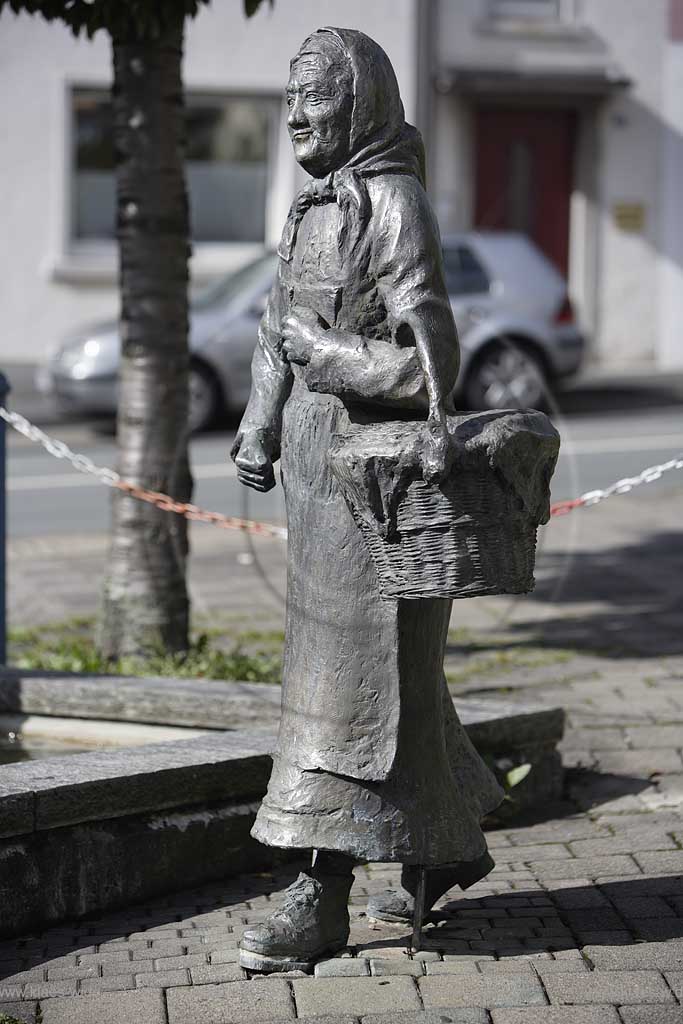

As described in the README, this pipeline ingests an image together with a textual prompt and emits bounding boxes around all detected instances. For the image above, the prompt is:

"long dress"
[240,171,503,865]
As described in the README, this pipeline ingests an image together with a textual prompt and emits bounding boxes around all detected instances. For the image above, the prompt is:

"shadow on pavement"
[6,865,683,978]
[435,873,683,951]
[506,531,683,658]
[556,378,683,418]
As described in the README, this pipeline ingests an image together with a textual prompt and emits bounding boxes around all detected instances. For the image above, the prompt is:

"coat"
[238,172,503,863]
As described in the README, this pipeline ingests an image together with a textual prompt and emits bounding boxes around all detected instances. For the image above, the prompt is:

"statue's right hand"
[230,431,276,493]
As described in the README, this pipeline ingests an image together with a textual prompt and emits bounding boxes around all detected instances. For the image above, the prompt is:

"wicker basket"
[329,412,559,601]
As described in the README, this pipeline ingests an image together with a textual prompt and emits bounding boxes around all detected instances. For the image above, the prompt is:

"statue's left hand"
[281,312,326,365]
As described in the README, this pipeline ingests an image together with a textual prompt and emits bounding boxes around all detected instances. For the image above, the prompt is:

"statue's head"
[287,31,354,178]
[286,27,407,179]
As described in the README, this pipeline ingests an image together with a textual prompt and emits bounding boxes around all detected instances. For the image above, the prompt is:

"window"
[442,246,490,296]
[72,89,278,244]
[489,0,561,18]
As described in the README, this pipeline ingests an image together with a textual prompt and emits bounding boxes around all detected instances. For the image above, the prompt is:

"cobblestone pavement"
[4,487,683,1020]
[4,663,683,1024]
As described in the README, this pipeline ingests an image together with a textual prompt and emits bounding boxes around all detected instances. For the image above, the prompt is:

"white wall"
[659,25,683,369]
[0,1,418,365]
[581,0,669,366]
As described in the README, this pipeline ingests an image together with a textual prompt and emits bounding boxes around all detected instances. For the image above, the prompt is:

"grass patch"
[8,618,283,683]
[444,626,576,686]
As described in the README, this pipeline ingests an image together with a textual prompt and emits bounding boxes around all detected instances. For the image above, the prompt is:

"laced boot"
[367,850,495,925]
[239,851,355,973]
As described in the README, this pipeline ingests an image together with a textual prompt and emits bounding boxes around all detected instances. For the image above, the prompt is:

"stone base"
[0,672,564,938]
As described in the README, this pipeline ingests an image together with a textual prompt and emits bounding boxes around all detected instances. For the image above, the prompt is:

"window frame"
[488,0,577,21]
[54,81,282,284]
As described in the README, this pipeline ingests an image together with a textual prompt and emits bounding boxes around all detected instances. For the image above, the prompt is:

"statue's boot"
[367,850,495,925]
[239,854,354,973]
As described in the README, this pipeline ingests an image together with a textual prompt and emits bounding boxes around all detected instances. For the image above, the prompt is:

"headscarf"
[278,27,426,263]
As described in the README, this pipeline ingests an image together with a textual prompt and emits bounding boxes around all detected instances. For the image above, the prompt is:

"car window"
[442,245,490,296]
[193,252,278,310]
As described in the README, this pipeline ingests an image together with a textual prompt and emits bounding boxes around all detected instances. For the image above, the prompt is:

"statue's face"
[286,53,353,178]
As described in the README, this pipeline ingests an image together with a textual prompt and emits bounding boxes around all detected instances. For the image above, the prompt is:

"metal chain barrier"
[2,405,682,531]
[549,454,683,516]
[0,406,287,540]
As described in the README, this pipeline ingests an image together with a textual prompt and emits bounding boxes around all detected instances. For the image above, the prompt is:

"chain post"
[0,372,9,666]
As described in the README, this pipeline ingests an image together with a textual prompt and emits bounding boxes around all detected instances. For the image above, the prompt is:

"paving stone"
[478,961,534,975]
[574,931,633,946]
[0,969,45,985]
[635,851,683,873]
[167,978,294,1022]
[103,958,154,977]
[592,749,683,774]
[507,823,598,844]
[491,1008,619,1023]
[135,968,189,988]
[626,726,683,746]
[425,962,480,975]
[21,980,78,999]
[45,965,99,981]
[78,951,132,967]
[534,959,590,974]
[0,1001,38,1024]
[369,959,424,977]
[0,986,23,1001]
[79,974,136,993]
[315,959,370,978]
[561,909,626,931]
[529,857,641,880]
[361,1012,488,1024]
[131,941,187,959]
[570,836,677,856]
[503,846,572,862]
[584,941,683,971]
[151,953,208,971]
[266,1018,357,1024]
[355,944,410,959]
[294,976,421,1017]
[274,1018,357,1024]
[619,1008,683,1023]
[562,728,625,750]
[543,970,673,1005]
[419,972,546,1008]
[190,963,243,984]
[41,989,166,1024]
[613,897,675,919]
[662,971,683,1001]
[552,888,611,909]
[209,945,240,964]
[631,919,683,941]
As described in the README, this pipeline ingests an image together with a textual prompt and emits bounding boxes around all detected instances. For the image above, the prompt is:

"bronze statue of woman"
[231,26,503,974]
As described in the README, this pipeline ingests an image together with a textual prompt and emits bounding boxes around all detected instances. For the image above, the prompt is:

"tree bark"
[99,19,192,658]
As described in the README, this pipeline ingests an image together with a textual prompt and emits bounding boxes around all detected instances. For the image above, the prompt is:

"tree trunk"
[99,19,193,659]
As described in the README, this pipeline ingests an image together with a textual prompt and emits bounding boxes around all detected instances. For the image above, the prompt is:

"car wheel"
[463,340,548,411]
[189,362,222,433]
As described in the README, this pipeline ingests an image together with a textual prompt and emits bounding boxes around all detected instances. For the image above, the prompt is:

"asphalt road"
[5,400,683,540]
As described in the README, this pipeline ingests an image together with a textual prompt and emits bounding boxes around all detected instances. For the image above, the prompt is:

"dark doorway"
[474,108,576,276]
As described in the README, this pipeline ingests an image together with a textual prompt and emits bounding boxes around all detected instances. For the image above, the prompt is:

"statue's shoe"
[239,870,352,973]
[367,851,495,925]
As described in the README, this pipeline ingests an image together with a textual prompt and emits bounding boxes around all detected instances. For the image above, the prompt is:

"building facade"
[1,0,681,372]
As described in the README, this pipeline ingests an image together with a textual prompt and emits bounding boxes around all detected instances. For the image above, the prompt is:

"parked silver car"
[39,232,584,431]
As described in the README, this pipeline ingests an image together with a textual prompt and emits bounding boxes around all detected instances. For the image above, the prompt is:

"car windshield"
[193,252,277,310]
